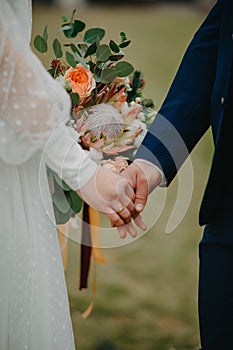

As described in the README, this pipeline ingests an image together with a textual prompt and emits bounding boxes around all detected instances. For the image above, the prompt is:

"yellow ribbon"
[88,206,105,265]
[57,222,71,271]
[57,208,105,319]
[81,206,105,319]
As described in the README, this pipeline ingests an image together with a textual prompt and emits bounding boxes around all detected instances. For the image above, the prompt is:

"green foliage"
[43,25,48,42]
[69,190,83,213]
[48,170,83,225]
[115,61,134,77]
[53,38,63,58]
[84,27,105,44]
[96,44,111,62]
[52,188,71,214]
[66,51,76,67]
[34,35,47,53]
[101,66,117,84]
[126,70,143,103]
[33,9,134,84]
[71,93,80,107]
[109,40,120,53]
[33,9,137,225]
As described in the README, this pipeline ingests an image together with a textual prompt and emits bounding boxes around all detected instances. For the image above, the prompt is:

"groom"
[122,0,233,349]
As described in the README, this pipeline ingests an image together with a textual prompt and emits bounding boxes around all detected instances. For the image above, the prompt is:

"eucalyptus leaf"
[115,61,134,77]
[84,28,105,44]
[54,173,71,191]
[95,37,100,48]
[119,40,131,48]
[71,93,80,107]
[52,188,71,214]
[34,35,48,53]
[84,42,97,58]
[53,38,63,58]
[61,15,67,22]
[77,42,88,56]
[62,23,74,38]
[71,20,86,37]
[109,54,124,62]
[48,68,56,77]
[66,51,77,67]
[69,191,83,213]
[109,40,120,53]
[88,61,96,73]
[70,43,82,57]
[58,24,72,34]
[43,25,48,42]
[120,31,127,42]
[74,52,88,68]
[53,203,73,225]
[94,66,102,80]
[96,44,111,62]
[71,9,76,23]
[101,66,117,84]
[95,76,102,83]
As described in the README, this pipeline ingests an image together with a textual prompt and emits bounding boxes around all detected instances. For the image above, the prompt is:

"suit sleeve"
[135,0,223,185]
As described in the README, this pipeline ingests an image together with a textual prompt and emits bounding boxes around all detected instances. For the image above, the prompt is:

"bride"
[0,1,145,349]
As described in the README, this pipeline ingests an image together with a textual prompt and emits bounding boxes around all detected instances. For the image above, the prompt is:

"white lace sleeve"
[0,1,71,165]
[0,1,98,189]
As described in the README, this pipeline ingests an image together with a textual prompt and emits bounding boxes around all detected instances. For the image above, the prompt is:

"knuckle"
[135,192,147,200]
[114,217,124,227]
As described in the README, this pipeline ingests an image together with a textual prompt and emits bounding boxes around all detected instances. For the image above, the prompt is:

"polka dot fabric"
[0,1,85,349]
[0,0,71,165]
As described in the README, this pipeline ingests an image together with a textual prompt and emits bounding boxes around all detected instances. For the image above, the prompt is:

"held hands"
[77,166,146,237]
[117,161,163,238]
[77,161,162,238]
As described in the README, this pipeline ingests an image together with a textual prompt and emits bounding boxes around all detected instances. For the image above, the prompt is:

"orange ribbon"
[80,205,105,319]
[57,205,105,319]
[57,222,71,271]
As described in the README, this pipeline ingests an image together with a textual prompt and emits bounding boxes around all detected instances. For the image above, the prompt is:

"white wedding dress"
[0,1,97,349]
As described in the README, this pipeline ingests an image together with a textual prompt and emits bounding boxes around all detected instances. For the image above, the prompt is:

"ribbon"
[79,202,92,290]
[57,222,70,271]
[57,203,105,319]
[79,203,105,319]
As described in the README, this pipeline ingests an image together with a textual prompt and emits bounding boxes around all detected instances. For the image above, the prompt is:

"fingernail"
[142,223,147,231]
[135,204,144,212]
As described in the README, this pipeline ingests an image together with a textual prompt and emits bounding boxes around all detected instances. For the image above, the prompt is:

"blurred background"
[32,0,215,349]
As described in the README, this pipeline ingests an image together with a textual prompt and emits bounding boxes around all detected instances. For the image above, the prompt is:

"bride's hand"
[77,167,140,237]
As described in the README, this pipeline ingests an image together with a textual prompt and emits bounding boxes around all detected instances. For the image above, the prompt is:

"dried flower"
[50,59,67,75]
[79,103,124,140]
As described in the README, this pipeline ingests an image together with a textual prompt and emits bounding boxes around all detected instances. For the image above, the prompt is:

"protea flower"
[78,103,124,140]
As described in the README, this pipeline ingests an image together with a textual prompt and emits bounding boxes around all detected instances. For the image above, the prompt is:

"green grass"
[32,2,213,349]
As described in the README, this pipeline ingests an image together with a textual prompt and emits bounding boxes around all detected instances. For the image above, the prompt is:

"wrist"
[134,160,162,193]
[134,159,166,187]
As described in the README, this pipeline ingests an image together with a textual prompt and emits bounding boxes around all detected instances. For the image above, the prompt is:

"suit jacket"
[135,0,233,225]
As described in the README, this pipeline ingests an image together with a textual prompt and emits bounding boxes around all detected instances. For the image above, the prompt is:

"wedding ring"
[116,206,125,214]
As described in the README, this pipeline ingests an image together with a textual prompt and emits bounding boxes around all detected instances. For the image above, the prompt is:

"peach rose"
[64,64,96,99]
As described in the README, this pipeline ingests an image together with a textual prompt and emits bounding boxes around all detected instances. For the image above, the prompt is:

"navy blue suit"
[135,1,233,348]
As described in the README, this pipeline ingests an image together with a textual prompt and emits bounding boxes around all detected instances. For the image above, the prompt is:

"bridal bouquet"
[34,9,156,225]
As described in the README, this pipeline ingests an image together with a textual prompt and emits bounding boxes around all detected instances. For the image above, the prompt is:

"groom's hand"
[122,161,162,213]
[116,161,162,238]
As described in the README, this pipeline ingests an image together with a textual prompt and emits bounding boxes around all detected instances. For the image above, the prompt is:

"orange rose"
[64,64,96,99]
